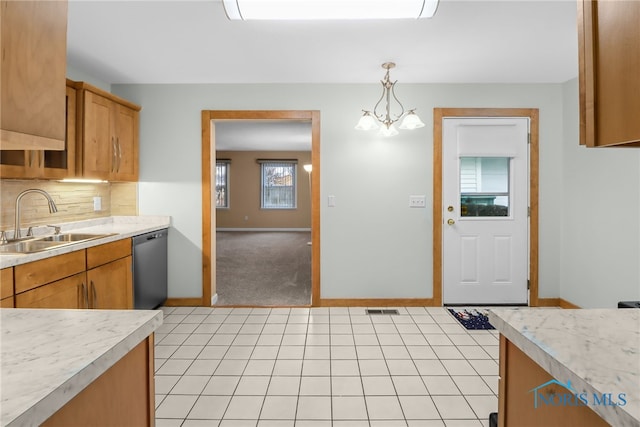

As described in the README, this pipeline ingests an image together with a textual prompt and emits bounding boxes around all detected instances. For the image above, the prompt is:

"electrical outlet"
[93,196,102,211]
[409,195,426,208]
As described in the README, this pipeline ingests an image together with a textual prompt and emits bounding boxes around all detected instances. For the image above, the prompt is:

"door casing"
[201,110,321,307]
[433,108,539,306]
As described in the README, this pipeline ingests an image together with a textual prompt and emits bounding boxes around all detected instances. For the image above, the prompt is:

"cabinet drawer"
[15,272,87,309]
[1,267,13,299]
[15,251,86,294]
[87,239,131,269]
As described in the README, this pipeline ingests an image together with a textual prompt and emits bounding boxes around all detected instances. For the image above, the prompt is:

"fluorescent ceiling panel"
[223,0,439,20]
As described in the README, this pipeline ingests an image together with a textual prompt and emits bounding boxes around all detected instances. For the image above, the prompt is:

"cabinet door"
[88,256,133,309]
[1,267,14,307]
[82,91,113,179]
[14,250,86,294]
[112,104,139,181]
[0,0,67,150]
[15,272,87,309]
[1,85,77,179]
[41,85,77,179]
[42,338,154,427]
[0,150,33,178]
[578,0,640,147]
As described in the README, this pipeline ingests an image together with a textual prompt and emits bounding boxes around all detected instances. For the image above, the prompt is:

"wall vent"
[365,309,400,315]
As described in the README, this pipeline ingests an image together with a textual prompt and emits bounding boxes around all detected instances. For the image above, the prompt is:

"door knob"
[447,219,455,225]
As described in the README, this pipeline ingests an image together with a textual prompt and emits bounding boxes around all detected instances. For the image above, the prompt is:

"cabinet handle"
[90,280,97,308]
[81,282,89,308]
[28,151,34,168]
[117,138,122,172]
[111,137,117,173]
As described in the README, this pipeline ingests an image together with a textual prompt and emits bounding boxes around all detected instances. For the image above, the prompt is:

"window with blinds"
[260,161,297,209]
[216,161,229,208]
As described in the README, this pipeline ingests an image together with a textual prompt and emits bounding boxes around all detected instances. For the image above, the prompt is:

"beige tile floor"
[154,306,499,427]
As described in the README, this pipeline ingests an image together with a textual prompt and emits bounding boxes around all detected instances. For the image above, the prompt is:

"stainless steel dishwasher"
[132,229,168,309]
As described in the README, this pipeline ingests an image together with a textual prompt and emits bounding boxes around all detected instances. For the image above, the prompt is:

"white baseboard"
[216,228,311,232]
[211,293,219,305]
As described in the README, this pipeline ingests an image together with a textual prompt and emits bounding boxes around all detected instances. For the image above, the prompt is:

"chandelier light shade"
[355,62,425,137]
[223,0,440,20]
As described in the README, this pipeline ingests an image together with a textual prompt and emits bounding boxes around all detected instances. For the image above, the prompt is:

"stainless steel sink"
[0,240,62,254]
[0,233,116,254]
[39,233,110,243]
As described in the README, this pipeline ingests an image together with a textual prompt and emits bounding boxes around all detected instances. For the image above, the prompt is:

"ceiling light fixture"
[222,0,439,20]
[355,62,425,137]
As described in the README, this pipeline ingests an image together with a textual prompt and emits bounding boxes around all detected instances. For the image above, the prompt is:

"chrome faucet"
[14,189,58,240]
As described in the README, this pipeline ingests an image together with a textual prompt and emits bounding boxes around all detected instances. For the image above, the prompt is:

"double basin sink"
[0,233,116,254]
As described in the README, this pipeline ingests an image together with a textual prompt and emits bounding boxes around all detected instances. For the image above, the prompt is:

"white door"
[442,117,529,305]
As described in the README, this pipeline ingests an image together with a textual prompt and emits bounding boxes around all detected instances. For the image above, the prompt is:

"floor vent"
[365,309,400,315]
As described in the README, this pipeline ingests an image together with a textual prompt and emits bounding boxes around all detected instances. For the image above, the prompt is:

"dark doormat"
[448,308,495,330]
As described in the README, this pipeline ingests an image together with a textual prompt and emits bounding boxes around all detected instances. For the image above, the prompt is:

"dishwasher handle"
[133,229,168,245]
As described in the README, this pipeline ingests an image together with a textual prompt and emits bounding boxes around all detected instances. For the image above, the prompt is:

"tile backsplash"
[0,180,137,233]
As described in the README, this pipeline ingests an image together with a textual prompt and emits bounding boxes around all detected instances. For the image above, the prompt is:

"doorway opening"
[433,108,539,306]
[201,110,320,307]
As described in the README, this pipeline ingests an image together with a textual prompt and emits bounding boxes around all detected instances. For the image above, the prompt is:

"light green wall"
[560,78,640,307]
[111,82,579,301]
[66,63,111,92]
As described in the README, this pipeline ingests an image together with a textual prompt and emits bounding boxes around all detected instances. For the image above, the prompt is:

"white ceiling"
[66,0,579,85]
[66,0,578,151]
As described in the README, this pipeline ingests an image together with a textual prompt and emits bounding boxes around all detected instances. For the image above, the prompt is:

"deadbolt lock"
[447,206,454,212]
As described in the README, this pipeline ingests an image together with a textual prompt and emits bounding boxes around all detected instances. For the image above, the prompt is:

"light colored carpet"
[216,231,311,306]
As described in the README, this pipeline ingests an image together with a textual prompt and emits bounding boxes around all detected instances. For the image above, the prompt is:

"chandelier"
[355,62,425,137]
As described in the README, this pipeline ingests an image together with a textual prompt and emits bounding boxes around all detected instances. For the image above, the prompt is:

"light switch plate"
[328,195,336,207]
[93,196,102,211]
[409,195,426,208]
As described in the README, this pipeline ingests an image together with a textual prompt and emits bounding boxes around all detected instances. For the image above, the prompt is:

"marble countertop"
[488,308,640,426]
[0,215,171,268]
[0,308,163,427]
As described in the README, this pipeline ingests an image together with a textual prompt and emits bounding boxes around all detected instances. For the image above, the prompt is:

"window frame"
[215,160,230,209]
[259,160,298,210]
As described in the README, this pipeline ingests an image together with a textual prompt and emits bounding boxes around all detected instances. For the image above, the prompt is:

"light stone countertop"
[488,308,640,427]
[0,215,171,268]
[0,308,162,427]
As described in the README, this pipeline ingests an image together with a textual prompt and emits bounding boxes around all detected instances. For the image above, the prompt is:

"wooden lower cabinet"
[498,335,608,427]
[15,272,87,309]
[14,250,85,294]
[42,336,155,427]
[87,256,133,309]
[87,239,133,309]
[1,267,14,307]
[12,238,134,310]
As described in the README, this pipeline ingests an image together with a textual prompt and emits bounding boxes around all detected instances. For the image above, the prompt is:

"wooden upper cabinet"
[82,91,114,179]
[0,0,67,151]
[578,0,640,147]
[0,83,77,179]
[78,84,140,181]
[113,104,139,181]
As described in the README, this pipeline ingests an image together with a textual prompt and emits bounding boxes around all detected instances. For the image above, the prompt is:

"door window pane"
[460,157,510,217]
